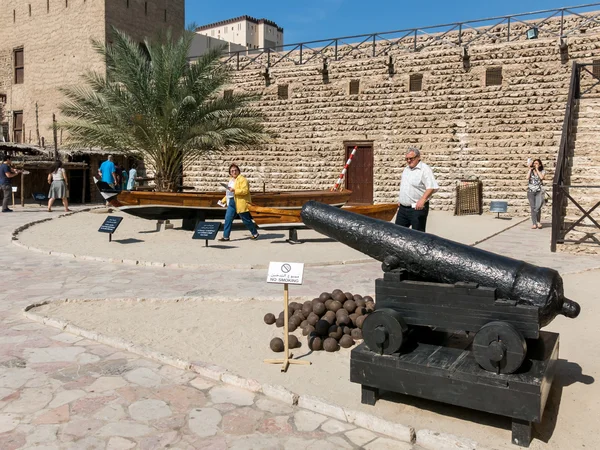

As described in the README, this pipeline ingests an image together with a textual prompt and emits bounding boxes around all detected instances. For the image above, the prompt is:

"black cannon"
[301,201,580,446]
[301,201,580,374]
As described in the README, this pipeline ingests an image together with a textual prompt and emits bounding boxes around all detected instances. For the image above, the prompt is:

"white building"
[195,15,283,51]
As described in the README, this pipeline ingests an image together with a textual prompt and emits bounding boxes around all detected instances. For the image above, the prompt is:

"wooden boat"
[248,203,399,226]
[95,179,352,221]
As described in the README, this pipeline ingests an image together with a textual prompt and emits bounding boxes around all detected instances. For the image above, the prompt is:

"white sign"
[267,261,304,285]
[12,186,17,192]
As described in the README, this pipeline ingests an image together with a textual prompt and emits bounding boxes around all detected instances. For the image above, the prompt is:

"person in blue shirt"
[98,155,117,188]
[0,155,22,212]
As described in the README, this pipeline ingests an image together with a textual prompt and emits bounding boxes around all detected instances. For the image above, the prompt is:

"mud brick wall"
[185,13,600,214]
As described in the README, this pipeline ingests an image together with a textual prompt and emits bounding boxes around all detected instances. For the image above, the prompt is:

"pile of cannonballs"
[264,289,375,353]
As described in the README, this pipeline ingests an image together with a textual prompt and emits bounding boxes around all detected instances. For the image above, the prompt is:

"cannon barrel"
[301,201,580,327]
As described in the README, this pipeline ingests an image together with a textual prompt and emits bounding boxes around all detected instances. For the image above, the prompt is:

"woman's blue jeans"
[223,198,258,238]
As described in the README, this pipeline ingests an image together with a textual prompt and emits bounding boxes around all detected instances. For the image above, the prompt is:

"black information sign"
[192,222,221,246]
[98,216,123,238]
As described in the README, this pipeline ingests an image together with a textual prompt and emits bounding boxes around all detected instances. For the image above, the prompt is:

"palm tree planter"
[59,28,270,192]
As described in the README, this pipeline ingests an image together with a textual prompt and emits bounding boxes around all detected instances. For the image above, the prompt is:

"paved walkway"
[2,205,599,449]
[0,207,420,450]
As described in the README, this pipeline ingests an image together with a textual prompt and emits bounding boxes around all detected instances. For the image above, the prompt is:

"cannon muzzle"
[301,201,580,327]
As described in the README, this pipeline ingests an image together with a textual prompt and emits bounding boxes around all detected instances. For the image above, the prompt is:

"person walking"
[0,155,23,212]
[127,163,137,191]
[527,158,546,229]
[395,147,439,232]
[47,160,71,212]
[98,155,117,188]
[218,163,259,241]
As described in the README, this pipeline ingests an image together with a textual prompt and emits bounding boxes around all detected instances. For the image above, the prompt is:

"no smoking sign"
[267,262,304,285]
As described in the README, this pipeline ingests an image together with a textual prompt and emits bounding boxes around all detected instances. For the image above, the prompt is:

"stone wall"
[105,0,185,44]
[184,12,600,214]
[0,0,184,148]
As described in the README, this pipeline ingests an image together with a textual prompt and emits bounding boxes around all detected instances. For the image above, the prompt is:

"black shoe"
[251,234,259,240]
[2,208,13,212]
[218,237,230,242]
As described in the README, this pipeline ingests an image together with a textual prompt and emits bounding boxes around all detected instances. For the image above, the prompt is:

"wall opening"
[349,80,360,95]
[409,73,423,92]
[277,84,289,100]
[485,67,503,86]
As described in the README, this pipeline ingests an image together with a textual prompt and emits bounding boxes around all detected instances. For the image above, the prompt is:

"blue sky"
[184,1,597,45]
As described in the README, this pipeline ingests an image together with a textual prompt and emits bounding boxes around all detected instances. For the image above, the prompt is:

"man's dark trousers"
[395,202,429,232]
[1,185,11,211]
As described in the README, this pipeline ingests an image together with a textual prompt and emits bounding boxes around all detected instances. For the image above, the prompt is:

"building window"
[144,2,148,16]
[14,48,24,84]
[0,94,6,104]
[409,73,423,92]
[47,0,50,12]
[349,80,360,95]
[28,4,31,16]
[485,67,503,86]
[164,9,167,22]
[224,90,233,100]
[278,84,289,100]
[13,111,23,143]
[593,60,600,79]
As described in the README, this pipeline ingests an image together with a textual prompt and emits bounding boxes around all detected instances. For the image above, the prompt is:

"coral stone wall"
[185,13,600,214]
[105,0,185,44]
[0,0,107,145]
[0,0,184,147]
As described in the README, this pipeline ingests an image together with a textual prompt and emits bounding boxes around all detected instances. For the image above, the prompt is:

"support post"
[20,170,24,207]
[81,168,86,205]
[35,102,40,147]
[52,114,58,161]
[264,283,311,372]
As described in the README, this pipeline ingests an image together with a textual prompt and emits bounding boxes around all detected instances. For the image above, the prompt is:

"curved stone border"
[11,208,374,270]
[24,297,489,450]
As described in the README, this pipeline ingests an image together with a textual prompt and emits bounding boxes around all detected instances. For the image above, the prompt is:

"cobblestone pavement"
[0,208,418,449]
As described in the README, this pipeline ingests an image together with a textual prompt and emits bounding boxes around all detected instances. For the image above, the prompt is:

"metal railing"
[222,3,600,71]
[551,62,600,251]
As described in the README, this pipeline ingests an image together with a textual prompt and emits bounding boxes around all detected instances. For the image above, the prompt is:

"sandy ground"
[19,207,600,449]
[31,267,599,450]
[16,208,523,268]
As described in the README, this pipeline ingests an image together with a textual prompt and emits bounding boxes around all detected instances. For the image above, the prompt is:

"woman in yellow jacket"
[219,164,259,241]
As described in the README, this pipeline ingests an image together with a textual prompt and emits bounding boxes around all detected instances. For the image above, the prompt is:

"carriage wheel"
[473,321,527,374]
[362,308,408,355]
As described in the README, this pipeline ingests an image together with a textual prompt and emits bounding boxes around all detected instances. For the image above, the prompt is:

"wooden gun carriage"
[300,201,581,447]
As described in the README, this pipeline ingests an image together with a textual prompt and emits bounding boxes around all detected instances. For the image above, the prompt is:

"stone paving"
[0,207,420,450]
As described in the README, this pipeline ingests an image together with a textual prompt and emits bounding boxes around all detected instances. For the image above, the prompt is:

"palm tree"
[59,28,270,191]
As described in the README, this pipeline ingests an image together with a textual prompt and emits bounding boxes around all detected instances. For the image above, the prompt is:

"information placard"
[192,222,221,240]
[98,216,123,234]
[267,262,304,285]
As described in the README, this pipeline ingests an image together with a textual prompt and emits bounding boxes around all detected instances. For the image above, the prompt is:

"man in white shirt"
[396,147,439,232]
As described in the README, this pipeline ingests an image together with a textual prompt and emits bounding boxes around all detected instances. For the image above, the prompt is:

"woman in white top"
[47,160,70,212]
[526,158,545,229]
